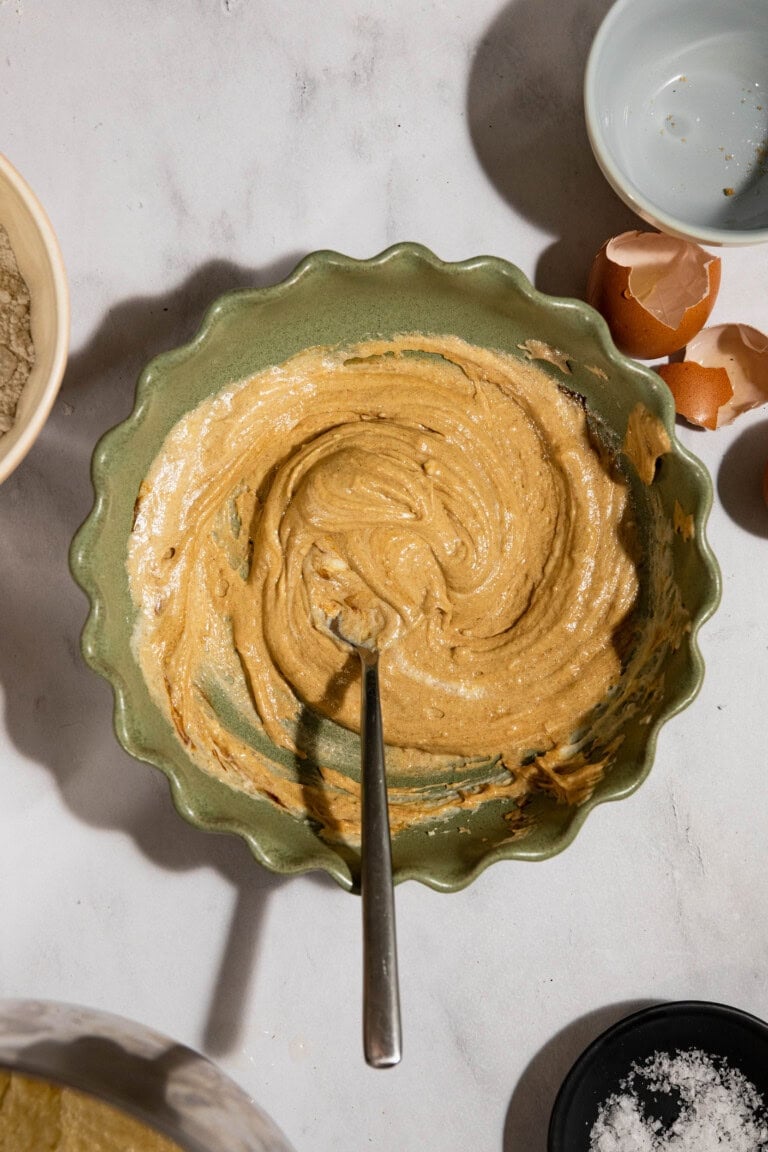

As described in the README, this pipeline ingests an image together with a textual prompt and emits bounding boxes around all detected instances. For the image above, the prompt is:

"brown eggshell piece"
[656,362,733,430]
[763,459,768,508]
[586,231,721,360]
[685,324,768,427]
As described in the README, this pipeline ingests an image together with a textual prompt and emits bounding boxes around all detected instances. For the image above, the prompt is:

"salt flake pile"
[590,1049,768,1151]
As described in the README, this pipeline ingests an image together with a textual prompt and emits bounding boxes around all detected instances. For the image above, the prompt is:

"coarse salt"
[589,1048,768,1151]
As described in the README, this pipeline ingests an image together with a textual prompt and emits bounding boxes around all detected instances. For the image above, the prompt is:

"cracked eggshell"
[683,324,768,428]
[656,362,733,431]
[586,231,721,360]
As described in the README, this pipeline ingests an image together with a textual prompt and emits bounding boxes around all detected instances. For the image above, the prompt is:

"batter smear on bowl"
[127,335,683,844]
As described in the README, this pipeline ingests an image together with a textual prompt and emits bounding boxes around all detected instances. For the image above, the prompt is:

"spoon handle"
[359,652,402,1068]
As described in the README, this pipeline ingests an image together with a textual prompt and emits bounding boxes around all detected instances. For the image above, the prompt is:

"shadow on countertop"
[717,418,768,540]
[467,0,640,299]
[503,998,659,1152]
[0,251,337,1058]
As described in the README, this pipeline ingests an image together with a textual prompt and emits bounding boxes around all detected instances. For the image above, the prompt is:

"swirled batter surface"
[128,335,675,842]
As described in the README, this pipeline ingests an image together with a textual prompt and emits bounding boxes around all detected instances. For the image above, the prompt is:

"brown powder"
[0,224,35,436]
[0,1070,185,1151]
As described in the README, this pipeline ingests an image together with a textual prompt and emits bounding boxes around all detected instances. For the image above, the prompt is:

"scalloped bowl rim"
[70,243,721,892]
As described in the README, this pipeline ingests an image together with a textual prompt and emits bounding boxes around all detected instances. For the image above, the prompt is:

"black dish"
[548,1000,768,1150]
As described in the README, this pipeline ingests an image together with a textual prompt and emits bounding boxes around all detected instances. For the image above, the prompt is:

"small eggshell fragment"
[685,324,768,427]
[656,362,733,430]
[586,231,720,359]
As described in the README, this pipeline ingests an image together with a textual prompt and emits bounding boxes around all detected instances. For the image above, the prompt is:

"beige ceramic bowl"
[71,244,720,893]
[0,152,69,484]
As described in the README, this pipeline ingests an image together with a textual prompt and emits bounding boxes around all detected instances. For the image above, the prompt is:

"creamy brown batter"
[128,335,680,842]
[0,1071,182,1152]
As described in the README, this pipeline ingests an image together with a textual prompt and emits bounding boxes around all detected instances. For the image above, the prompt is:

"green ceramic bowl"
[70,243,720,893]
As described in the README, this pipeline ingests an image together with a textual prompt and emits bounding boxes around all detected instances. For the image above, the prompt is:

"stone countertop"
[1,2,767,1150]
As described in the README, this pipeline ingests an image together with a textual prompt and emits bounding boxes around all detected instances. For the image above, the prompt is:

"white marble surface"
[1,2,768,1149]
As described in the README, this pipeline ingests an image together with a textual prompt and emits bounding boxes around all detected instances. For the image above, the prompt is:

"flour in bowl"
[0,223,34,435]
[589,1048,768,1151]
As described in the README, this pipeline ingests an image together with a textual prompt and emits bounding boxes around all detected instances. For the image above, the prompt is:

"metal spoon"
[329,615,402,1068]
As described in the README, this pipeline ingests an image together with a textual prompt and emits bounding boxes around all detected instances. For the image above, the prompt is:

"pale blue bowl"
[585,0,768,245]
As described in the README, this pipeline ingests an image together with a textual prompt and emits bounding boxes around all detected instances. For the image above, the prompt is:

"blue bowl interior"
[587,0,768,240]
